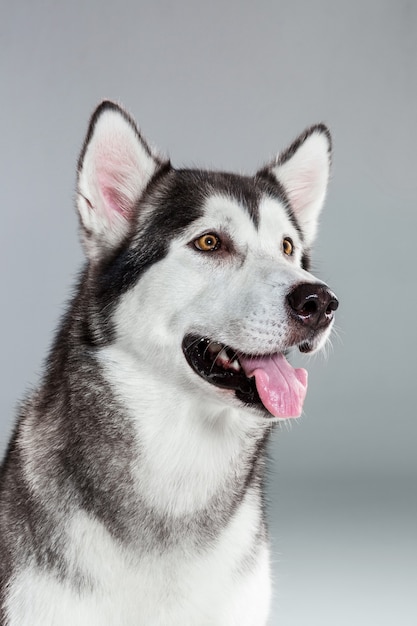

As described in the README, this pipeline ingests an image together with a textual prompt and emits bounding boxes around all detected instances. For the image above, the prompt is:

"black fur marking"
[301,251,311,271]
[181,170,263,228]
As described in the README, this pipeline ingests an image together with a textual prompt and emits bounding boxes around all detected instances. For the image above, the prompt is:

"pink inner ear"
[101,182,130,219]
[97,167,134,222]
[288,179,313,212]
[91,135,145,223]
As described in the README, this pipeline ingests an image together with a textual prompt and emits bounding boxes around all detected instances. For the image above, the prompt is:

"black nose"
[287,283,339,328]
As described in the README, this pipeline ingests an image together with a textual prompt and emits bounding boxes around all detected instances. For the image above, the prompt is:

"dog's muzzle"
[182,282,338,419]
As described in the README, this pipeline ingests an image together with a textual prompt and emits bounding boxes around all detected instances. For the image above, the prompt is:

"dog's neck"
[96,344,271,518]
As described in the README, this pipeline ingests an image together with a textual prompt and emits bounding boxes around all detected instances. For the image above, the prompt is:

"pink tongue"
[240,353,308,418]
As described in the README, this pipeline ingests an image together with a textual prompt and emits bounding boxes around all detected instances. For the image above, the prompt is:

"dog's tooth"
[229,359,241,372]
[218,348,229,362]
[217,349,241,371]
[208,342,223,355]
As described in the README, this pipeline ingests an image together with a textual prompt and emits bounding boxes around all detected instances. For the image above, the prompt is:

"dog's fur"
[0,102,337,625]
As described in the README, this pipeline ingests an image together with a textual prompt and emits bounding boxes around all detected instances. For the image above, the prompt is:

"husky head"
[77,102,338,421]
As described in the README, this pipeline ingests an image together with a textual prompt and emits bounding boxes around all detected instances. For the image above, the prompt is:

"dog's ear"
[77,101,165,261]
[261,125,331,246]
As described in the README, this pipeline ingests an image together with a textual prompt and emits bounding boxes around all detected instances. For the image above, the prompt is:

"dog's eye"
[282,237,293,256]
[194,233,221,252]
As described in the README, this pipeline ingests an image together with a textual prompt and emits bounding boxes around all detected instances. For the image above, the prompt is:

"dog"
[0,101,338,625]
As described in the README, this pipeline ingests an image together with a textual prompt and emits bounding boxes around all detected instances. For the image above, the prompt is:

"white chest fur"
[6,499,271,626]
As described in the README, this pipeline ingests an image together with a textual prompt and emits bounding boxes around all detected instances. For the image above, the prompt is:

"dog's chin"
[298,337,324,354]
[297,325,332,355]
[182,334,317,419]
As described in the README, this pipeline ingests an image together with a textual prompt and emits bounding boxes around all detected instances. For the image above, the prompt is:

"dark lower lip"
[182,335,262,405]
[299,341,314,353]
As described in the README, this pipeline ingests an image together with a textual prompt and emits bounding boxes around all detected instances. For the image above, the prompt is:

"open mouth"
[182,335,308,419]
[182,336,261,404]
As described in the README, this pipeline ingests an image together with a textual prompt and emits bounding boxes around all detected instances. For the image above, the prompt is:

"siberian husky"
[0,102,338,625]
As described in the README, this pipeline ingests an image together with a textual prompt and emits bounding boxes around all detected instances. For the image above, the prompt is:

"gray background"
[1,0,416,623]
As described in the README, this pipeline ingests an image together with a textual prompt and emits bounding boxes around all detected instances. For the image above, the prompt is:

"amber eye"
[194,233,221,252]
[282,237,293,256]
